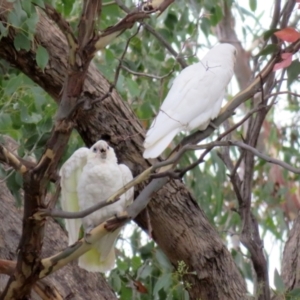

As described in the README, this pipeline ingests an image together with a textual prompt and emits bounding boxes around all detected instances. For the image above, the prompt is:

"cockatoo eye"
[93,147,97,152]
[107,146,109,150]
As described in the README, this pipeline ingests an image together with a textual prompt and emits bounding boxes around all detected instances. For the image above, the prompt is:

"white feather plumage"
[143,43,237,159]
[60,140,133,272]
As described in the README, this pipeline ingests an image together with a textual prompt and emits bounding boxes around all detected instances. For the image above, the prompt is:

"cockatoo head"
[89,140,117,162]
[209,43,237,66]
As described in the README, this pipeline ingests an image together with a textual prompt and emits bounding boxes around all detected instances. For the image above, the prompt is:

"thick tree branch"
[40,223,108,278]
[216,1,252,90]
[78,0,102,49]
[281,212,300,292]
[95,12,147,50]
[138,0,174,15]
[280,0,296,28]
[0,259,64,300]
[42,4,77,49]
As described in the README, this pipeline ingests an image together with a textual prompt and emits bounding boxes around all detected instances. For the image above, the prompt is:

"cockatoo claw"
[84,226,94,244]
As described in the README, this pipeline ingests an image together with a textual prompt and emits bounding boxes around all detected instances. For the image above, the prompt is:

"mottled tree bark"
[0,5,248,300]
[0,181,117,300]
[281,213,300,291]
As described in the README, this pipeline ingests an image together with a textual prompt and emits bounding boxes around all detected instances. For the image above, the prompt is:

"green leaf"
[274,268,285,293]
[0,113,12,130]
[155,249,172,271]
[165,13,178,31]
[25,12,39,34]
[119,287,132,300]
[32,0,45,8]
[36,45,49,71]
[110,272,122,292]
[288,288,300,298]
[21,0,34,15]
[14,32,31,51]
[138,265,152,279]
[7,10,22,28]
[210,5,223,26]
[257,44,278,57]
[30,86,48,111]
[3,75,23,95]
[62,0,74,16]
[287,59,300,86]
[249,0,257,12]
[126,78,140,97]
[263,29,279,41]
[139,242,154,260]
[0,22,8,38]
[131,256,142,271]
[153,273,172,295]
[116,259,128,272]
[105,48,115,64]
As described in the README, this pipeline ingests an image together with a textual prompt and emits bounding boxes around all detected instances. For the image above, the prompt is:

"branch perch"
[0,144,28,174]
[0,259,63,300]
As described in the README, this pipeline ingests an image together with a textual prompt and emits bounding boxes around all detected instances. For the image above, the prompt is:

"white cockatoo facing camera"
[143,43,237,159]
[60,140,133,272]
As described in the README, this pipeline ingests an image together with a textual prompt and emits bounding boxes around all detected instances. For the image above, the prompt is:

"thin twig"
[152,105,269,178]
[120,64,175,80]
[153,139,300,179]
[265,89,300,101]
[89,24,142,107]
[114,0,187,69]
[37,167,153,219]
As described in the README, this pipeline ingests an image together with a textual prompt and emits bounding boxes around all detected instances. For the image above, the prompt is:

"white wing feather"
[78,162,134,272]
[143,43,236,158]
[60,141,134,273]
[75,144,134,272]
[119,163,134,206]
[59,147,90,245]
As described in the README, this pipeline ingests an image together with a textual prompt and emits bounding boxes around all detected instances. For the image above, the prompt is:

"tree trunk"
[281,213,300,291]
[0,5,247,299]
[0,181,117,300]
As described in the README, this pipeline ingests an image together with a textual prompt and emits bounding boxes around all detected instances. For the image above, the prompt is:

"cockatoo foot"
[83,226,94,244]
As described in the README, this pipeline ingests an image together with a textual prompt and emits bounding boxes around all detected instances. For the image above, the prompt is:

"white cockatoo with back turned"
[143,43,237,159]
[60,140,133,272]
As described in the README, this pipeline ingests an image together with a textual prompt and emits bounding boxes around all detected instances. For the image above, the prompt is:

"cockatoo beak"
[99,147,107,159]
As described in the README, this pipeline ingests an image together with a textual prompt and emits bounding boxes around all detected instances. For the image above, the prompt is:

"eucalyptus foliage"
[1,0,300,298]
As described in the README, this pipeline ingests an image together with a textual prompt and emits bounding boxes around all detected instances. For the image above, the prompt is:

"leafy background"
[1,0,300,298]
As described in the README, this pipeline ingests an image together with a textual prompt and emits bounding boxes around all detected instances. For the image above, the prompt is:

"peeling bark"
[281,213,300,291]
